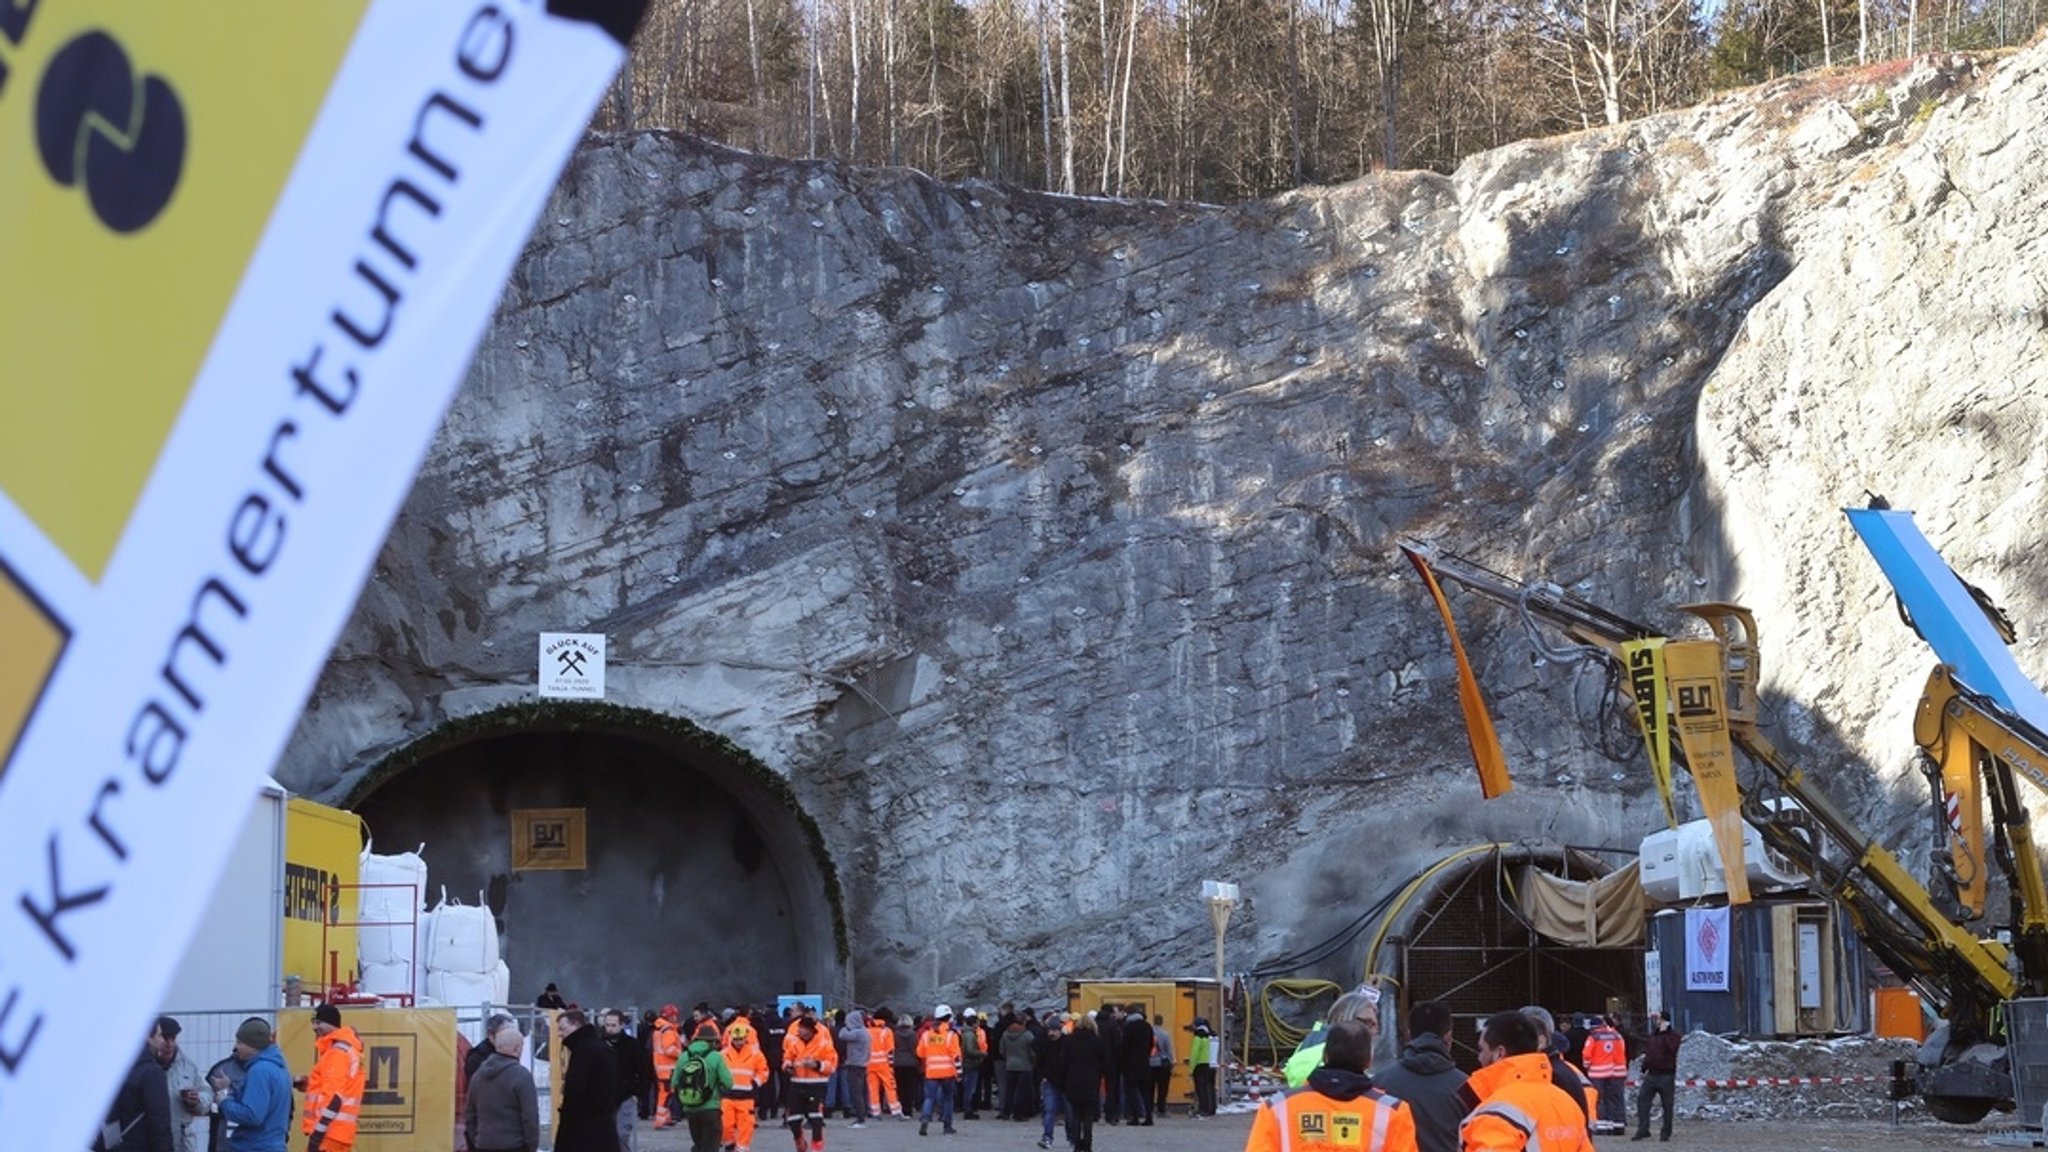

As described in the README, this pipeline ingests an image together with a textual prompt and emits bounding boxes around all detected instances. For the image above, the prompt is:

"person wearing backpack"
[673,1022,734,1152]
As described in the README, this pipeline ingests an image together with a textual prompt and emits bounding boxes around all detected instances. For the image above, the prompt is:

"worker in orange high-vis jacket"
[724,1021,771,1152]
[652,1004,685,1128]
[1245,1019,1417,1152]
[1458,1012,1593,1152]
[300,1004,368,1152]
[725,1008,754,1050]
[866,1011,903,1119]
[915,1005,962,1136]
[1580,1015,1628,1134]
[782,1007,838,1152]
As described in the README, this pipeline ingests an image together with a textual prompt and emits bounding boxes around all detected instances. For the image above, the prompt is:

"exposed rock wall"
[282,47,2048,1005]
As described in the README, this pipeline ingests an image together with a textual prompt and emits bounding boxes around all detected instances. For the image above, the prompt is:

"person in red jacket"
[300,1004,368,1152]
[1580,1015,1628,1134]
[1459,1012,1593,1152]
[781,1007,838,1152]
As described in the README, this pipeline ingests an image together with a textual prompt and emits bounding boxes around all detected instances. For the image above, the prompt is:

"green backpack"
[675,1050,714,1111]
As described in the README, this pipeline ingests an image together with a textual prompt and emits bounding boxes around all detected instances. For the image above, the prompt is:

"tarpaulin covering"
[1515,860,1647,947]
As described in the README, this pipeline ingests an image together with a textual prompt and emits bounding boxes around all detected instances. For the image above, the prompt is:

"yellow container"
[1873,987,1925,1041]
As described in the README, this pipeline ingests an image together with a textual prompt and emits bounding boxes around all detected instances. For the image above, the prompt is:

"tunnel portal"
[349,704,845,1012]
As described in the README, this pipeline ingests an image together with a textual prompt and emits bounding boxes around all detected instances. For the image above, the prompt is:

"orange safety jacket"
[783,1025,838,1084]
[652,1018,683,1073]
[304,1025,368,1148]
[723,1014,752,1050]
[1580,1027,1626,1079]
[867,1019,895,1066]
[1459,1053,1595,1152]
[1246,1076,1418,1152]
[725,1039,770,1099]
[917,1023,962,1079]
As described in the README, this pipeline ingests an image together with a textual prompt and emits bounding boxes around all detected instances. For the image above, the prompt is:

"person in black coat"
[603,1009,651,1148]
[1368,1000,1471,1152]
[1118,1004,1155,1125]
[1095,1008,1123,1124]
[104,1026,176,1152]
[1060,1018,1104,1152]
[553,1009,620,1152]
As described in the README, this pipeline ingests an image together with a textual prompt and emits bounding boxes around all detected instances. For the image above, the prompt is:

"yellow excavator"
[1401,508,2048,1123]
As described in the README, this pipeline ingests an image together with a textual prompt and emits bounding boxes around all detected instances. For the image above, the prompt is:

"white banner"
[0,3,641,1145]
[1685,906,1732,991]
[538,632,607,699]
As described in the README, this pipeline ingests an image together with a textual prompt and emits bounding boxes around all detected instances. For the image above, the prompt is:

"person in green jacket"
[672,1023,734,1152]
[1284,985,1382,1087]
[1188,1017,1220,1116]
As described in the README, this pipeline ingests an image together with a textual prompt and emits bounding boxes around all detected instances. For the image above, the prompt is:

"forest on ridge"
[591,0,2043,201]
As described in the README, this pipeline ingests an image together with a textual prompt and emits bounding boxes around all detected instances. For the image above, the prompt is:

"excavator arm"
[1400,541,2023,1119]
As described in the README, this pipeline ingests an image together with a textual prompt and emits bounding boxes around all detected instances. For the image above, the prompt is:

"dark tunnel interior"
[355,726,831,1012]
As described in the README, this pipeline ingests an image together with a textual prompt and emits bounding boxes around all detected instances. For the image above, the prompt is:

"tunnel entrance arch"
[1368,844,1644,1053]
[346,701,847,1011]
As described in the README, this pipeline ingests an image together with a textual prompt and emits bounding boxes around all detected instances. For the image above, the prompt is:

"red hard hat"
[662,1004,680,1020]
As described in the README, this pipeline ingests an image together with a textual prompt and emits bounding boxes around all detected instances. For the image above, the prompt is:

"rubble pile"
[1670,1032,1921,1122]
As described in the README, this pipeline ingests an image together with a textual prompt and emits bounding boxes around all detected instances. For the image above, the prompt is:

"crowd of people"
[98,984,1684,1152]
[531,989,1226,1152]
[1251,992,1687,1152]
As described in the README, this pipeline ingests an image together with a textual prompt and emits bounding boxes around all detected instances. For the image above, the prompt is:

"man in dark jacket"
[1367,1000,1469,1152]
[466,1025,540,1152]
[465,1015,518,1086]
[1096,1007,1123,1124]
[103,1023,177,1152]
[1633,1010,1683,1142]
[554,1009,620,1152]
[1117,1004,1155,1125]
[605,1008,652,1151]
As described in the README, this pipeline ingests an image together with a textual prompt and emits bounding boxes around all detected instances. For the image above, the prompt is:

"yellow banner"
[512,807,588,870]
[0,4,370,580]
[284,799,365,995]
[1404,549,1513,798]
[1664,640,1750,904]
[0,5,640,1147]
[0,568,65,771]
[280,1007,457,1152]
[1621,638,1679,828]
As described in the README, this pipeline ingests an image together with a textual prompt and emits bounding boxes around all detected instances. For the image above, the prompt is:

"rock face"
[282,47,2048,1008]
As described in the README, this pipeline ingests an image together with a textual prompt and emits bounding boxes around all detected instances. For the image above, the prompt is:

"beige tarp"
[1516,861,1646,947]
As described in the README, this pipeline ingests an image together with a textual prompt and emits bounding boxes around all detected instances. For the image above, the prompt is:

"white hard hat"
[934,1003,953,1019]
[962,1007,977,1018]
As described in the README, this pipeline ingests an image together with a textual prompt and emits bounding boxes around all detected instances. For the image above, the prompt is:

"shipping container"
[1646,900,1867,1037]
[1066,978,1225,1114]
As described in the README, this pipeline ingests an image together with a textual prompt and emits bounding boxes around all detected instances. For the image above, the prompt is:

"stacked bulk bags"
[357,844,427,1001]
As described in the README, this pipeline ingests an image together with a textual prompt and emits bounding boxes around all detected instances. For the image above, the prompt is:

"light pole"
[1201,880,1239,1103]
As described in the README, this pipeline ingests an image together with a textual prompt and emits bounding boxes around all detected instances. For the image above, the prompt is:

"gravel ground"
[612,1107,2020,1152]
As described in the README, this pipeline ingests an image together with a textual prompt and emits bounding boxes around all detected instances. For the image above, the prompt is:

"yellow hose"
[1362,844,1507,978]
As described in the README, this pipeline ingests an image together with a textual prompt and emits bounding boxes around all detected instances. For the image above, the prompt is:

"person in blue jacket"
[210,1017,293,1152]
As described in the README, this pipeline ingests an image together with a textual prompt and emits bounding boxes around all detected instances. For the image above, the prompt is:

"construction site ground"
[623,1109,2012,1151]
[607,1034,2029,1151]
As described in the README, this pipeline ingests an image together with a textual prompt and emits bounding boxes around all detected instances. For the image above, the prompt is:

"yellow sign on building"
[511,807,588,871]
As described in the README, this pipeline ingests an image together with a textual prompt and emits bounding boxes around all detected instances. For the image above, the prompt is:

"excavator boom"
[1400,535,2035,1122]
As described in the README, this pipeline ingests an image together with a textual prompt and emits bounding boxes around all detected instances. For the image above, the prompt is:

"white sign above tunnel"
[538,632,607,699]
